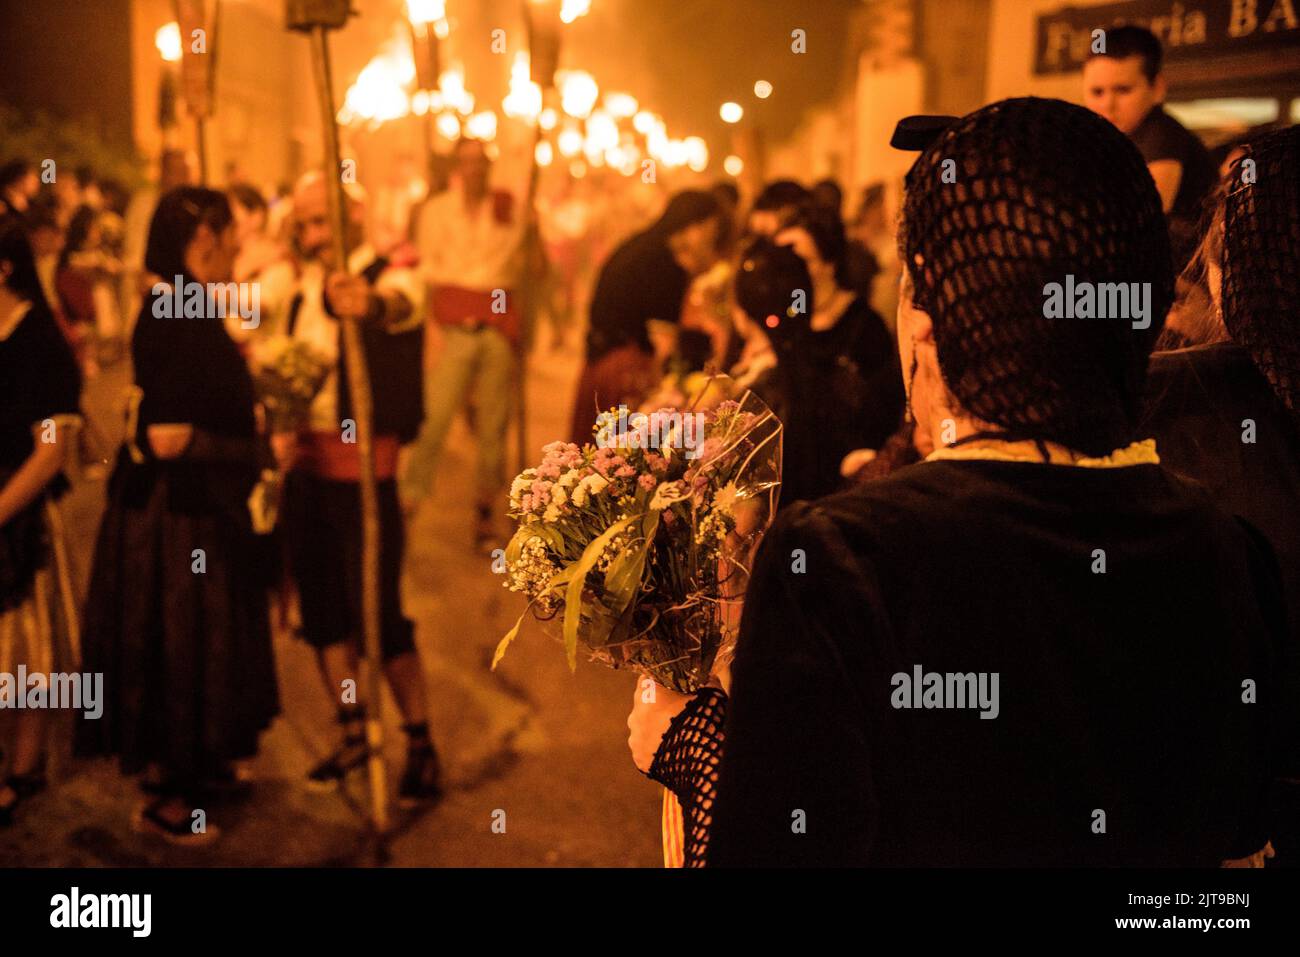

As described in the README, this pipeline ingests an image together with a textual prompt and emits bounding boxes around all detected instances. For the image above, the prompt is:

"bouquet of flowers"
[493,380,782,693]
[249,334,332,434]
[246,335,331,534]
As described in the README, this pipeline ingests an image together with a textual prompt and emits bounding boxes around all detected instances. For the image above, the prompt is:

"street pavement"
[1,331,663,867]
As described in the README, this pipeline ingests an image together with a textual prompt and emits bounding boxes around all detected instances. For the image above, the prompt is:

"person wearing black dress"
[77,187,278,845]
[0,218,82,826]
[569,191,722,443]
[634,99,1283,867]
[1144,124,1300,865]
[733,206,903,506]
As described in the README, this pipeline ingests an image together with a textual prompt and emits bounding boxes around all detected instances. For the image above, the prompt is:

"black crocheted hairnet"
[900,97,1174,455]
[1222,124,1300,415]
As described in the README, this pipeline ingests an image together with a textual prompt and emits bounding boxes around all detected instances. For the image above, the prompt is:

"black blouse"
[708,458,1282,866]
[0,300,81,470]
[115,287,260,516]
[584,231,689,362]
[761,297,904,506]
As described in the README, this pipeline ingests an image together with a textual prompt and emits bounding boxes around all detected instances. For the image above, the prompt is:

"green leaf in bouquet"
[562,512,641,672]
[603,511,659,618]
[490,610,527,671]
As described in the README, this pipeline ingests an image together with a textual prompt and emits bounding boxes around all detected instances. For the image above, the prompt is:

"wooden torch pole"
[304,23,390,845]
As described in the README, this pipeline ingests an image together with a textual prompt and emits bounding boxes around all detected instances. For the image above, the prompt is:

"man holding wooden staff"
[273,171,442,807]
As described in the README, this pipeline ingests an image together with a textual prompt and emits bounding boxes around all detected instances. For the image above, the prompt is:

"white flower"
[552,485,568,507]
[558,470,580,489]
[543,503,561,523]
[650,480,690,510]
[572,485,588,508]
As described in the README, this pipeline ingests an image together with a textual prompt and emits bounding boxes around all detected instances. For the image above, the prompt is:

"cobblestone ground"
[1,331,663,867]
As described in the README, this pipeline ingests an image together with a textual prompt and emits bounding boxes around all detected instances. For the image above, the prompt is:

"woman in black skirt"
[0,218,82,826]
[78,187,278,845]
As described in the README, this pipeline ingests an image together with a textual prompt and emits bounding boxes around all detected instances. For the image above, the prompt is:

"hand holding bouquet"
[493,381,782,693]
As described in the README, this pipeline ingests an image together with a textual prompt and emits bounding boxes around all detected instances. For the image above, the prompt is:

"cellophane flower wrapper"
[494,378,782,693]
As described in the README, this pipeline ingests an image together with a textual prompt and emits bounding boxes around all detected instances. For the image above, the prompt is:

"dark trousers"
[283,471,415,661]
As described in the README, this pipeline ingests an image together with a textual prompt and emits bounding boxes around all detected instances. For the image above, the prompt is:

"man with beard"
[274,171,441,803]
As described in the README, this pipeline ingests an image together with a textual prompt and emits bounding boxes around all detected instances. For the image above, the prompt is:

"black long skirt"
[76,456,280,789]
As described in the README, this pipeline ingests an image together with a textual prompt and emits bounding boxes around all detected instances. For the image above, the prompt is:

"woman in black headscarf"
[633,98,1283,868]
[78,187,278,845]
[1144,124,1300,866]
[569,190,722,443]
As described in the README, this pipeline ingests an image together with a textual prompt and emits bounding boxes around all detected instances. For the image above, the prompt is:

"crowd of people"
[0,23,1296,867]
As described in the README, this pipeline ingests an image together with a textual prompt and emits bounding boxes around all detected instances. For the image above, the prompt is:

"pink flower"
[615,464,636,478]
[644,452,667,474]
[638,473,657,491]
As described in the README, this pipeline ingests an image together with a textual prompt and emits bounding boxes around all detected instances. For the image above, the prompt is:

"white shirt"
[416,188,526,295]
[291,244,424,431]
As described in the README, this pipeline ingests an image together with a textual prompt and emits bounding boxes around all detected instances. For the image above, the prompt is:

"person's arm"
[1148,159,1183,214]
[0,438,69,529]
[707,503,882,866]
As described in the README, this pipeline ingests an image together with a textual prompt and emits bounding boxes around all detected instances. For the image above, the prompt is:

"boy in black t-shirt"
[1084,25,1216,268]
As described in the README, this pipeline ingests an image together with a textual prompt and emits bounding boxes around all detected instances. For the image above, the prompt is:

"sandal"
[306,735,370,791]
[131,797,220,846]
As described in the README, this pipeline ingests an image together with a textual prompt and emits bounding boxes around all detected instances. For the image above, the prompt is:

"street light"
[155,22,182,138]
[754,80,773,99]
[720,101,743,124]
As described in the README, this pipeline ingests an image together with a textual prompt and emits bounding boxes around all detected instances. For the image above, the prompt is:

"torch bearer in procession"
[285,0,391,848]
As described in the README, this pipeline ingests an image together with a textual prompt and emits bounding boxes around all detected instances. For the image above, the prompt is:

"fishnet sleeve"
[647,686,727,868]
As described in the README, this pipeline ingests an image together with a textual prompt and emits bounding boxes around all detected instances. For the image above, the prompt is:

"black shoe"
[398,741,443,808]
[131,797,220,846]
[0,772,47,827]
[306,736,369,792]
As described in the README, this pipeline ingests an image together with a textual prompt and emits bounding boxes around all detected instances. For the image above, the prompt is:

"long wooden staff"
[290,3,389,844]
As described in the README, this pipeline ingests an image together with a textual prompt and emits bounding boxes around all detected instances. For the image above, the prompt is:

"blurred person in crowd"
[708,179,742,261]
[732,217,902,507]
[0,217,82,827]
[274,171,441,804]
[633,99,1281,868]
[75,166,103,210]
[24,204,64,330]
[0,160,40,220]
[569,190,723,444]
[1084,25,1215,269]
[810,177,843,216]
[745,179,809,238]
[1144,124,1300,865]
[55,205,124,372]
[77,188,278,845]
[229,183,283,283]
[839,183,884,313]
[121,150,196,327]
[403,137,527,545]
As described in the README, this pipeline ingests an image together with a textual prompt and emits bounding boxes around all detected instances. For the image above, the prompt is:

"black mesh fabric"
[900,97,1174,456]
[1222,124,1300,415]
[647,686,727,868]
